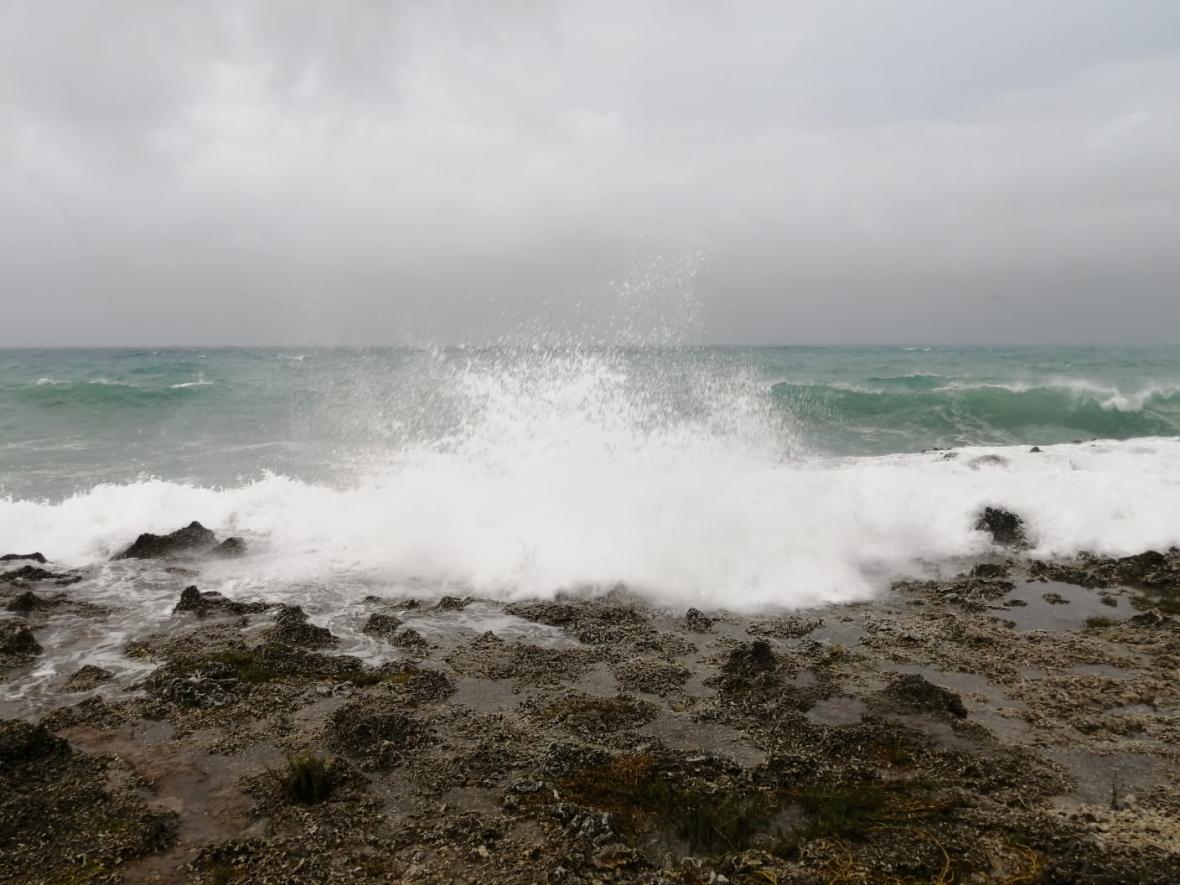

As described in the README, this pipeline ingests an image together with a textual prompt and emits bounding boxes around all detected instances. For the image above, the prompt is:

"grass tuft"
[280,753,333,805]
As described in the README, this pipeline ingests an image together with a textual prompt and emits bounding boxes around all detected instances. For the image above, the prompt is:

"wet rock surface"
[173,585,274,617]
[0,552,47,564]
[0,720,177,883]
[0,622,41,656]
[115,520,245,560]
[975,505,1029,547]
[62,664,115,692]
[1,553,1179,882]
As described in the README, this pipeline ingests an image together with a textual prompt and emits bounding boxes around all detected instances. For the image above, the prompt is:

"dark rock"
[267,605,338,648]
[326,698,424,768]
[541,741,611,778]
[162,676,235,709]
[970,563,1010,580]
[173,585,204,612]
[969,454,1009,469]
[1128,610,1175,629]
[433,595,468,611]
[172,585,273,617]
[685,607,713,632]
[0,565,59,582]
[1029,446,1042,453]
[722,640,777,678]
[114,521,218,559]
[1114,550,1169,582]
[0,720,69,765]
[388,626,429,653]
[505,600,654,644]
[610,658,691,695]
[746,615,823,638]
[0,623,42,656]
[362,613,403,640]
[6,591,51,614]
[63,665,114,692]
[550,802,616,843]
[0,552,47,564]
[210,537,247,557]
[975,507,1028,547]
[886,673,967,718]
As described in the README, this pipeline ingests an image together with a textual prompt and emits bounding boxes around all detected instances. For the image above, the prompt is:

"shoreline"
[1,539,1179,882]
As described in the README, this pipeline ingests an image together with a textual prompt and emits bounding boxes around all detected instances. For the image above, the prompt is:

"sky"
[1,0,1178,346]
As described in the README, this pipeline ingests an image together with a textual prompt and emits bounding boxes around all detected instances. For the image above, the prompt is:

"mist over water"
[3,343,1180,611]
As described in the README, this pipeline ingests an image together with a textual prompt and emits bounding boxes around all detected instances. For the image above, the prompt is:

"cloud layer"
[2,1,1178,344]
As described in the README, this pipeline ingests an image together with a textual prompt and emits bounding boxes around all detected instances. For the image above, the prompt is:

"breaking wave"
[775,380,1180,452]
[4,349,1180,611]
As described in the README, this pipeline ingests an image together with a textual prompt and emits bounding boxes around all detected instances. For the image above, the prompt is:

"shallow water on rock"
[1001,580,1132,632]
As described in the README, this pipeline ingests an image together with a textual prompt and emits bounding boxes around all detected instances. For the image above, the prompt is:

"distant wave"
[773,380,1180,445]
[169,374,214,389]
[12,379,217,407]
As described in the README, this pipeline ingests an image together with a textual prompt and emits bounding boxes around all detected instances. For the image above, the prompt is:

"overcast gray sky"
[1,0,1178,345]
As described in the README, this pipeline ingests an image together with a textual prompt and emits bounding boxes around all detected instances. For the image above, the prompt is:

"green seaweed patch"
[173,647,387,687]
[1131,586,1180,615]
[795,780,957,840]
[1083,615,1120,632]
[558,753,775,854]
[774,780,964,881]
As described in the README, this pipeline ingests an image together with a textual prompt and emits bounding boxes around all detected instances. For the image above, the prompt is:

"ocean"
[3,345,1180,612]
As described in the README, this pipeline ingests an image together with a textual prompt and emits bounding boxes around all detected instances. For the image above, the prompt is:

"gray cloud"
[1,0,1178,344]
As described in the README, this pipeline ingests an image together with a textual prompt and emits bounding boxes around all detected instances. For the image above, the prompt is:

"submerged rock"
[63,665,114,692]
[975,507,1029,547]
[114,521,218,559]
[173,585,273,617]
[1,565,61,583]
[6,590,51,614]
[0,622,42,656]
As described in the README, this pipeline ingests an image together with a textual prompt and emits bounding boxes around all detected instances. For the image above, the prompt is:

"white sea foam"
[4,438,1180,614]
[4,349,1180,614]
[169,374,214,389]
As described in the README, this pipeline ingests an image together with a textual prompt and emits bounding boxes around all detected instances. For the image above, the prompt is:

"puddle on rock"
[805,696,866,726]
[401,602,579,649]
[640,710,767,768]
[1002,581,1130,632]
[1043,747,1168,808]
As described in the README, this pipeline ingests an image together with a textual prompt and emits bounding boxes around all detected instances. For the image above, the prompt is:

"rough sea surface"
[3,345,1180,609]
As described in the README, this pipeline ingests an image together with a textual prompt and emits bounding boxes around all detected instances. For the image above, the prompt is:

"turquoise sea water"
[3,343,1180,662]
[3,345,1180,500]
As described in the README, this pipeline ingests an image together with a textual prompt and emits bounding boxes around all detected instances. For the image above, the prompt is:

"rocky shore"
[1,520,1179,883]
